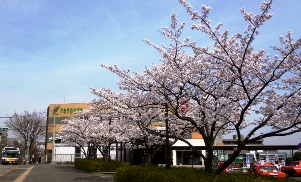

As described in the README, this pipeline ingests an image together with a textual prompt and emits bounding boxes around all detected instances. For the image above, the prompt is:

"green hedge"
[75,160,297,182]
[114,166,297,182]
[74,158,128,173]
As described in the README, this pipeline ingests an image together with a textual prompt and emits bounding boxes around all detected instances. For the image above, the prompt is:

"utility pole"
[26,128,30,165]
[165,103,171,169]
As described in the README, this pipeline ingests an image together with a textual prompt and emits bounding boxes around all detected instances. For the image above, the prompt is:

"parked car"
[281,160,301,176]
[218,162,229,172]
[248,162,287,178]
[218,159,248,173]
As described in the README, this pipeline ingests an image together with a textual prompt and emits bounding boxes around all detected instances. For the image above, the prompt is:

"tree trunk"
[102,143,112,162]
[204,148,214,174]
[145,153,152,166]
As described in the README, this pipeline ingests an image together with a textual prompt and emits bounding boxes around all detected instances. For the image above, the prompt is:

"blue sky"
[0,0,300,145]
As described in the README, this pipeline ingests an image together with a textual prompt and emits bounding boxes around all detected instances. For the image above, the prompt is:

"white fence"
[52,154,116,163]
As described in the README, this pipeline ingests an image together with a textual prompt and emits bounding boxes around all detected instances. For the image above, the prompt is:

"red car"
[248,162,287,178]
[281,160,301,176]
[218,162,229,172]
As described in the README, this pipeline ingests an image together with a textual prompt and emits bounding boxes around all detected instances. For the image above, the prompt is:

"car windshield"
[258,166,278,172]
[287,162,299,166]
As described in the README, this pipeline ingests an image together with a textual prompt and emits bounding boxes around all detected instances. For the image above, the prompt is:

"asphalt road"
[0,164,115,182]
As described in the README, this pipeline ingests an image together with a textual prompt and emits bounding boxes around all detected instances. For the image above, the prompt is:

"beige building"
[45,103,90,163]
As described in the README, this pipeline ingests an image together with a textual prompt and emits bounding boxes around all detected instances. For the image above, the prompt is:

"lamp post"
[51,116,56,164]
[52,105,60,164]
[26,128,30,165]
[25,115,32,165]
[165,103,171,169]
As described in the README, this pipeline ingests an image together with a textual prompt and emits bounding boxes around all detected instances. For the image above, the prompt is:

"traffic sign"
[0,127,9,131]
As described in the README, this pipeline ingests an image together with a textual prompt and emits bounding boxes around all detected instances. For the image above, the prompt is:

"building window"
[176,151,201,165]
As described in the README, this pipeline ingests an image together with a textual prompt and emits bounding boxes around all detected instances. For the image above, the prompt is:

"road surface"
[0,164,115,182]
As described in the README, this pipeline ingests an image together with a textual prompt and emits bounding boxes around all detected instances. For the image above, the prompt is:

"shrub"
[74,158,128,173]
[293,151,301,161]
[114,166,297,182]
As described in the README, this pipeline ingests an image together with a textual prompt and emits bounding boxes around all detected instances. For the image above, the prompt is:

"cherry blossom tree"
[60,116,89,157]
[91,0,301,174]
[60,110,117,159]
[89,94,185,165]
[60,107,165,163]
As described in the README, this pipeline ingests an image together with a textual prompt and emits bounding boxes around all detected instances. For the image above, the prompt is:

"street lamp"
[164,103,171,169]
[52,105,60,164]
[26,127,30,165]
[24,115,32,165]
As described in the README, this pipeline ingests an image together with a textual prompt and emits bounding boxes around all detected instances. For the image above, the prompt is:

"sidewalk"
[23,164,115,182]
